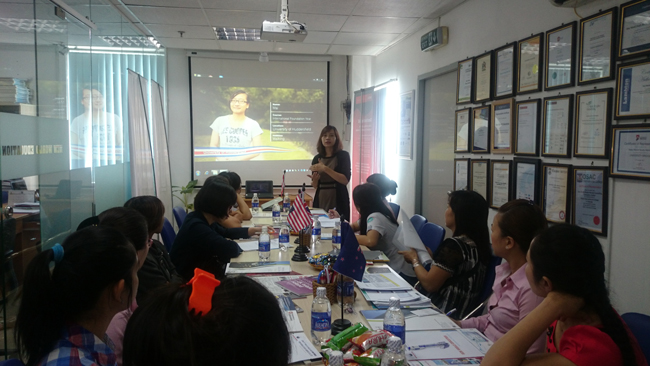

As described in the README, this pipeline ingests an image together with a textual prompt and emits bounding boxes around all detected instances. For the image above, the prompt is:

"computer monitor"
[245,180,274,199]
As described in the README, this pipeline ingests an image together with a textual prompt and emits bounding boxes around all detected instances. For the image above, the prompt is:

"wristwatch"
[412,261,421,269]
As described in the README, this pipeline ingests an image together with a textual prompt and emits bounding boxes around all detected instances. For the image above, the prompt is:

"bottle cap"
[262,226,268,233]
[316,287,327,298]
[388,296,400,309]
[329,351,343,366]
[387,336,401,352]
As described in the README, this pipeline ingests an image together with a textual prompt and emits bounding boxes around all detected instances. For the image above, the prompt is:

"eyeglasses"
[230,99,248,105]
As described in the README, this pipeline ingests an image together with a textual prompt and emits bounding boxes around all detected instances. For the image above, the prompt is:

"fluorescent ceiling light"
[213,27,262,41]
[100,35,158,48]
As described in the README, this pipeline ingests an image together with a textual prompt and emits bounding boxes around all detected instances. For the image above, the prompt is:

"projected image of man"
[209,90,263,161]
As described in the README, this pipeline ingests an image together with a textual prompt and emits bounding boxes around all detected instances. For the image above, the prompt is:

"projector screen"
[190,56,329,186]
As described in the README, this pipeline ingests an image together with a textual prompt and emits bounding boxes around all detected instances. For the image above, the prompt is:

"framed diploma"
[542,95,574,158]
[572,166,609,236]
[618,0,650,60]
[541,163,572,224]
[515,99,541,156]
[455,108,472,153]
[471,105,491,153]
[454,158,470,190]
[545,22,576,91]
[473,51,493,103]
[470,159,490,200]
[494,42,517,100]
[574,88,612,158]
[517,33,544,95]
[456,58,474,104]
[610,124,650,180]
[615,59,650,120]
[399,90,415,160]
[514,157,541,204]
[579,8,618,86]
[491,98,514,154]
[489,160,512,209]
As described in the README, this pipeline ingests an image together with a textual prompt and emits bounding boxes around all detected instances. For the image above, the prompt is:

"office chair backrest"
[388,202,400,219]
[160,218,176,252]
[417,222,446,254]
[410,214,428,233]
[172,206,187,227]
[477,255,502,305]
[0,359,25,366]
[622,312,650,363]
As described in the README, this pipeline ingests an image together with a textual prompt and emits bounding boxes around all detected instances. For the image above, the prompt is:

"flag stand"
[331,272,352,335]
[291,228,309,262]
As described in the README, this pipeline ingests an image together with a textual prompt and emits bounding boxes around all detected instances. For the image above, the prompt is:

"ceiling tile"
[146,24,215,39]
[123,0,201,8]
[216,40,274,52]
[403,18,436,35]
[158,37,218,49]
[290,13,348,32]
[203,9,275,28]
[0,3,37,20]
[327,44,384,55]
[272,42,329,54]
[426,0,468,19]
[334,32,399,46]
[199,0,277,12]
[127,6,207,26]
[341,16,417,33]
[288,0,358,16]
[353,0,443,18]
[303,31,337,44]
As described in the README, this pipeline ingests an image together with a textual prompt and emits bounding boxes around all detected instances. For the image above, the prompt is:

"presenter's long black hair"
[353,183,397,234]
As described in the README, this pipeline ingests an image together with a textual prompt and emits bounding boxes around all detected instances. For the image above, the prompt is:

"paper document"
[289,333,321,363]
[310,208,328,215]
[356,266,413,290]
[405,329,492,361]
[411,308,440,317]
[8,190,35,206]
[276,276,315,296]
[237,239,281,252]
[318,217,338,228]
[225,261,291,274]
[362,310,457,331]
[254,275,304,296]
[362,289,421,303]
[395,209,433,265]
[284,310,303,333]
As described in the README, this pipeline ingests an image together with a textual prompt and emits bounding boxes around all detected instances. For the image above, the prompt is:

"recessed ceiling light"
[213,27,263,41]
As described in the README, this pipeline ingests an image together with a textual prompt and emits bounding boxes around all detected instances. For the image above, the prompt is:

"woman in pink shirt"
[460,199,548,353]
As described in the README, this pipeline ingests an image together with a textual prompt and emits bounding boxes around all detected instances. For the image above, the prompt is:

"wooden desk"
[242,193,313,209]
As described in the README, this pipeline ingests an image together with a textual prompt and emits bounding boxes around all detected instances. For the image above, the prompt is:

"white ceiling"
[116,0,466,55]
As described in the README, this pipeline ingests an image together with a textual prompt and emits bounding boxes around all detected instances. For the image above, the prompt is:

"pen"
[407,342,450,351]
[445,308,457,317]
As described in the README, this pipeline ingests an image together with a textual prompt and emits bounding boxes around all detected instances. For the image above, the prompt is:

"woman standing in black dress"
[309,126,351,220]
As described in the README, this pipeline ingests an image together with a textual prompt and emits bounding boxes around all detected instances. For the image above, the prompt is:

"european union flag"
[333,221,365,282]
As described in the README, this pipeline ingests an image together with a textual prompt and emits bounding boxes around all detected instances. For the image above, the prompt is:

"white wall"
[365,0,650,314]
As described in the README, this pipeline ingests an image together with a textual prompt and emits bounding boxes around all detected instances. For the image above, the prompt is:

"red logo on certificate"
[593,216,600,225]
[559,211,565,220]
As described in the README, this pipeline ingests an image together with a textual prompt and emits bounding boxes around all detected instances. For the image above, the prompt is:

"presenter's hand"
[307,171,320,181]
[328,209,340,219]
[310,160,327,173]
[398,248,419,264]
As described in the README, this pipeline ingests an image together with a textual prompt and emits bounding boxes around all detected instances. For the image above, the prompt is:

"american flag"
[288,190,312,232]
[280,170,286,197]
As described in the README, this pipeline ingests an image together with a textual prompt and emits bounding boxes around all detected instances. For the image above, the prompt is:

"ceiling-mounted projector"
[260,20,307,42]
[549,0,598,7]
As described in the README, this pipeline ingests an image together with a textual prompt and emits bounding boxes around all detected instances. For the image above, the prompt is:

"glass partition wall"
[0,0,166,359]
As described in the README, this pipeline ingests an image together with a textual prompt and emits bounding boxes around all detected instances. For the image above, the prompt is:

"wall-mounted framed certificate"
[542,95,574,158]
[471,105,491,153]
[456,58,474,104]
[489,160,512,209]
[454,158,470,190]
[455,108,472,153]
[618,0,650,60]
[470,159,490,200]
[494,42,517,100]
[610,124,650,180]
[473,51,493,103]
[491,98,514,154]
[572,166,609,236]
[541,163,572,224]
[579,7,618,85]
[615,59,650,120]
[574,88,612,158]
[545,22,576,91]
[517,33,544,94]
[514,157,541,204]
[514,99,541,156]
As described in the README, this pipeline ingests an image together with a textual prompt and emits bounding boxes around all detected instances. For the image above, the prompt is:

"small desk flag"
[333,221,365,282]
[287,190,311,232]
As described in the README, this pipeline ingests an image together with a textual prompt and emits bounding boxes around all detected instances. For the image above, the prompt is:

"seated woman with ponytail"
[481,224,648,366]
[15,226,138,366]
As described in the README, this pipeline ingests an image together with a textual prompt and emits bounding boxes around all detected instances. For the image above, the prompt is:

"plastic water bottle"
[312,216,321,245]
[311,287,331,345]
[282,193,291,212]
[252,193,260,214]
[329,351,344,366]
[336,275,355,312]
[380,336,406,366]
[279,225,290,252]
[258,226,270,262]
[272,202,281,224]
[332,220,341,249]
[383,297,405,344]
